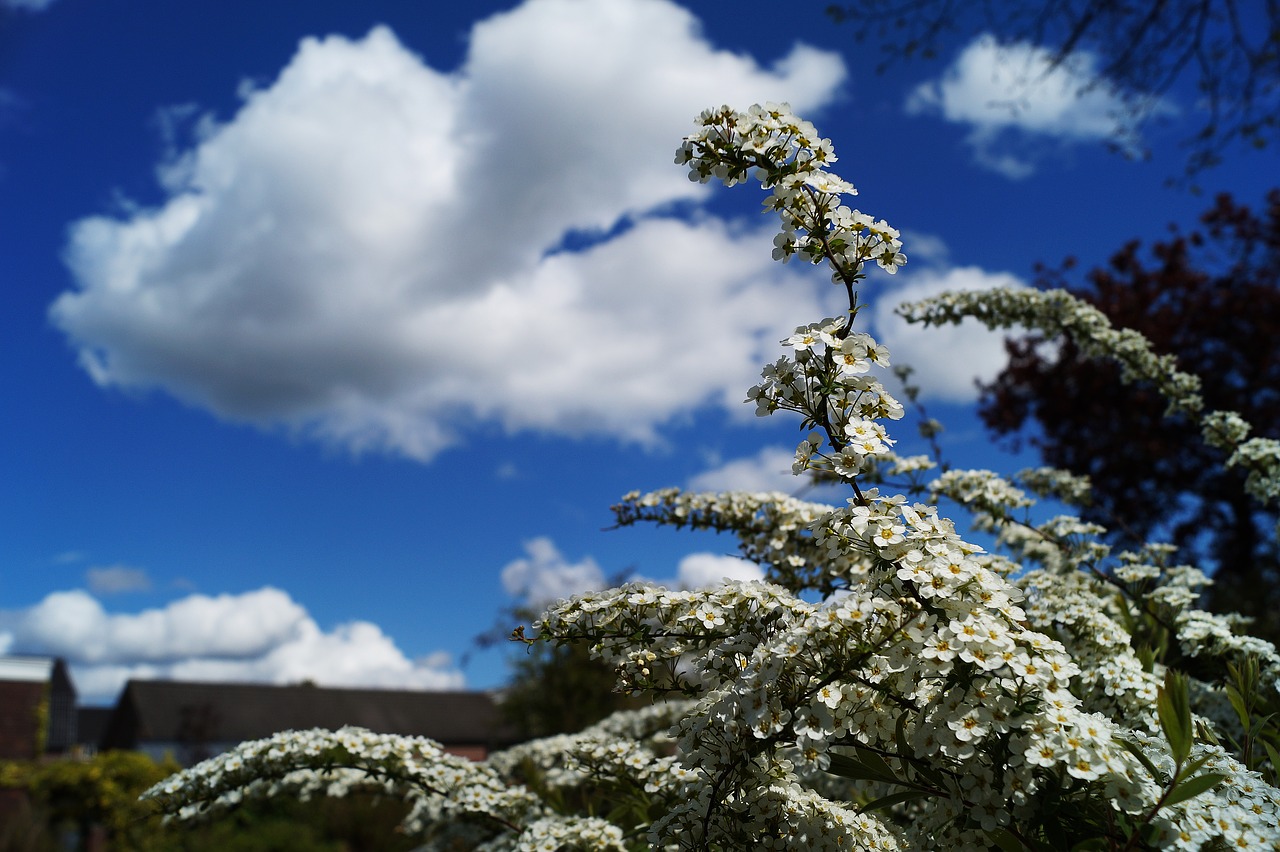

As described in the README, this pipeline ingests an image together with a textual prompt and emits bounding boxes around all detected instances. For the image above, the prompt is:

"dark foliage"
[478,604,640,740]
[978,190,1280,640]
[0,751,416,852]
[500,636,642,739]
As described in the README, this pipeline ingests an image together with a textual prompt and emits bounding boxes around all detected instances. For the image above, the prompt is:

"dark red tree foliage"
[978,190,1280,638]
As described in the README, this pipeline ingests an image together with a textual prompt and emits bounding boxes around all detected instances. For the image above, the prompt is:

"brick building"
[0,656,77,760]
[99,680,518,766]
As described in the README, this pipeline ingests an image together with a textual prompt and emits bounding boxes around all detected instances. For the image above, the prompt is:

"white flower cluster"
[754,323,905,464]
[487,701,693,799]
[898,288,1204,417]
[148,106,1280,850]
[1016,465,1093,507]
[883,452,937,477]
[1204,411,1280,508]
[677,103,905,282]
[141,726,630,851]
[613,487,862,594]
[551,488,1280,846]
[142,721,532,844]
[929,468,1035,521]
[1120,732,1280,850]
[515,817,626,852]
[1015,557,1163,725]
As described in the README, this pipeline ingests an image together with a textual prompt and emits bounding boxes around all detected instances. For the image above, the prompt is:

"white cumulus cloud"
[689,445,802,495]
[906,33,1170,177]
[671,552,764,588]
[871,266,1028,402]
[51,0,845,461]
[501,537,607,608]
[4,587,462,702]
[633,550,765,590]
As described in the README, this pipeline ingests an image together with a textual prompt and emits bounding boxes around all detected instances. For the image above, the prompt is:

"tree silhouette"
[978,189,1280,640]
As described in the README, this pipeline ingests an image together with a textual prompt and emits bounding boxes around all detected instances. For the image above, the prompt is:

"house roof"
[0,655,75,696]
[76,706,115,748]
[0,655,59,683]
[100,680,517,750]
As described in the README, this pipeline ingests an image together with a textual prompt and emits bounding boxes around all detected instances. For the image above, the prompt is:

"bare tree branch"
[827,0,1280,179]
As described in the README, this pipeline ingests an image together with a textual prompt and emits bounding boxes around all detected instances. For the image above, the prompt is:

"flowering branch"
[145,103,1280,851]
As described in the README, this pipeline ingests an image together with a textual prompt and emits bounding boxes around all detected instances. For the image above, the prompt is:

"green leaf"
[984,828,1025,852]
[1262,739,1280,771]
[1175,754,1211,783]
[911,759,949,789]
[1070,838,1111,852]
[1163,772,1227,807]
[853,745,897,781]
[1194,719,1220,747]
[894,712,911,760]
[1114,591,1132,628]
[858,789,932,814]
[605,802,633,824]
[826,752,900,786]
[1157,670,1192,766]
[1226,683,1250,732]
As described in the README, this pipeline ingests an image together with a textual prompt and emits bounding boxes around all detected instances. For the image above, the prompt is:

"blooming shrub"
[144,105,1280,850]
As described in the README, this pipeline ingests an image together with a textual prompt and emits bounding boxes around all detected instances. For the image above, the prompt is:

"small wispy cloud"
[906,33,1173,177]
[85,564,152,595]
[1,0,59,12]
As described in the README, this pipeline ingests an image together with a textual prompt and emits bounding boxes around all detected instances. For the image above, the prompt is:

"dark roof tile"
[101,681,518,750]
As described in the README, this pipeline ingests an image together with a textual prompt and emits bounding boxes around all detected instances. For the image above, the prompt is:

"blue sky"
[1,0,1272,704]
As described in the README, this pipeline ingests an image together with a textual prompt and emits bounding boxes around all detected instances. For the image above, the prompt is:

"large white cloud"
[4,587,463,702]
[906,34,1170,177]
[51,0,845,460]
[871,266,1027,402]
